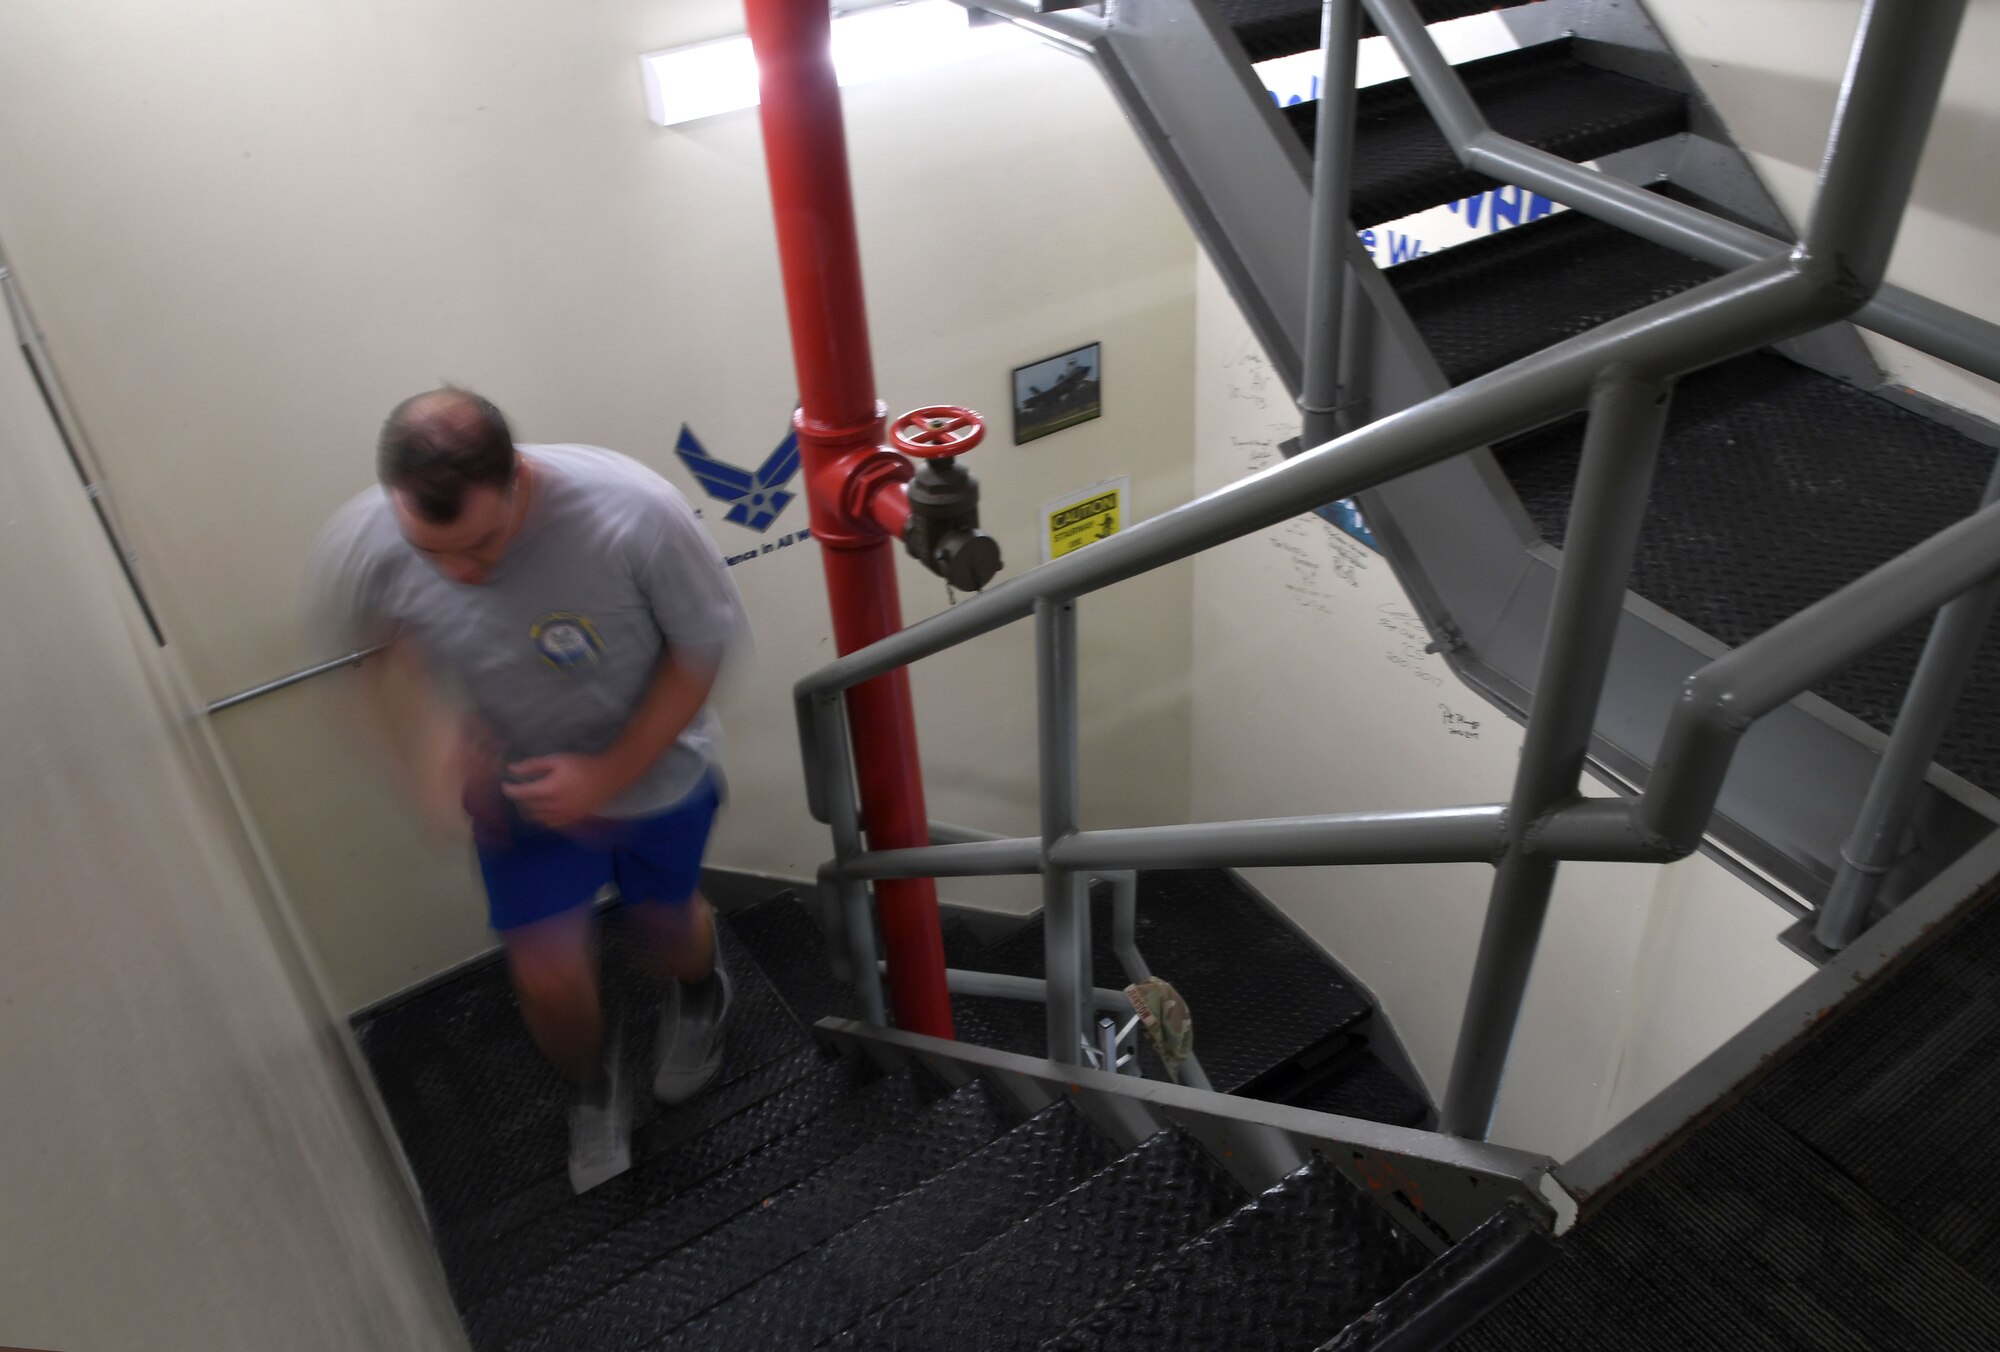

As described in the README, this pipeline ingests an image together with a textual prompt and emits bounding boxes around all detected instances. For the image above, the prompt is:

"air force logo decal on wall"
[531,613,606,670]
[675,424,801,533]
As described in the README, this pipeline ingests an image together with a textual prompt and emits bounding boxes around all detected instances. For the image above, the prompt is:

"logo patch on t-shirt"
[531,612,606,670]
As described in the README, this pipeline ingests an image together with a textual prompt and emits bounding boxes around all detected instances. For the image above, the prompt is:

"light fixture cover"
[643,1,1037,128]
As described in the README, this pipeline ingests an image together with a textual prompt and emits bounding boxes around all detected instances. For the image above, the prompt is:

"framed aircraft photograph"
[1012,342,1102,444]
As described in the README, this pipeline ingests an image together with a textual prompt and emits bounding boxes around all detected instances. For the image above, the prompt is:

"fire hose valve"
[889,406,1003,592]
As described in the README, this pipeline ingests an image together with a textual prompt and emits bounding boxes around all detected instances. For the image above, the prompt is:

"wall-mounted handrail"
[803,0,1982,1141]
[206,643,390,715]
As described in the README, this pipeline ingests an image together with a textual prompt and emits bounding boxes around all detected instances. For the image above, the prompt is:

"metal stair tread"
[444,1048,880,1308]
[1387,198,1722,384]
[353,915,813,1234]
[1039,1153,1430,1351]
[646,1100,1118,1352]
[824,1128,1241,1352]
[1214,0,1542,64]
[438,1044,837,1292]
[460,1064,936,1348]
[1493,348,2000,795]
[501,1078,1016,1352]
[1289,1047,1433,1126]
[1284,39,1689,228]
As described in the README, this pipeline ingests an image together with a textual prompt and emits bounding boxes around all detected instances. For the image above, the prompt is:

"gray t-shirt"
[309,443,747,818]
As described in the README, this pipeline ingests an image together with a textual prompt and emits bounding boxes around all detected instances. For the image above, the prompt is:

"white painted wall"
[1647,0,2000,421]
[0,318,465,1350]
[0,1,1198,1009]
[1190,255,1811,1159]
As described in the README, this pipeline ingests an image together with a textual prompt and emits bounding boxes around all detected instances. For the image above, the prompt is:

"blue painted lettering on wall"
[674,424,802,533]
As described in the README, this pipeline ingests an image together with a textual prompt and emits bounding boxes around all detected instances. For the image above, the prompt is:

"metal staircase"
[341,3,2000,1346]
[986,0,2000,925]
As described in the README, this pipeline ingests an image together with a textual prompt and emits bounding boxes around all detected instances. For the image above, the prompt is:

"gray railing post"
[1818,456,2000,949]
[1441,371,1673,1139]
[1299,0,1363,448]
[810,690,889,1024]
[1036,595,1092,1064]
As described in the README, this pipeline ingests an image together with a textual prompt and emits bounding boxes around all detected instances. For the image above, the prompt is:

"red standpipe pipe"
[745,0,955,1039]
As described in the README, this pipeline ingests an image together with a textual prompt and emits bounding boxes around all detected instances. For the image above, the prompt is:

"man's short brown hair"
[377,386,517,524]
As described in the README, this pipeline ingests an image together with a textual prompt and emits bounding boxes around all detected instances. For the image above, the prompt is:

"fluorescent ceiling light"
[643,1,1037,128]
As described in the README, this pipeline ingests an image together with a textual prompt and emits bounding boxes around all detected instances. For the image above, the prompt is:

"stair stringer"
[1004,0,2000,908]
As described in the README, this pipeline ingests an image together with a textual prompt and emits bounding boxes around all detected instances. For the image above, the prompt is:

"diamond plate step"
[827,1129,1242,1352]
[501,1078,1016,1352]
[1042,1154,1431,1351]
[650,1101,1118,1352]
[438,1044,836,1291]
[446,1049,880,1308]
[355,915,813,1234]
[462,1064,937,1347]
[1215,0,1543,64]
[1284,40,1689,228]
[1388,200,1721,384]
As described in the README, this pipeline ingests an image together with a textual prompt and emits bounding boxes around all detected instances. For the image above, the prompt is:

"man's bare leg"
[504,906,629,1192]
[632,891,716,984]
[502,906,605,1084]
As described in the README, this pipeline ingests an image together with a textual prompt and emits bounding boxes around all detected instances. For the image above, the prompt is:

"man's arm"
[346,638,494,835]
[502,647,721,828]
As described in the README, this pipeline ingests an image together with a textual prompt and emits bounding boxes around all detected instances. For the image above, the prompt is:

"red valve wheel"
[890,405,985,458]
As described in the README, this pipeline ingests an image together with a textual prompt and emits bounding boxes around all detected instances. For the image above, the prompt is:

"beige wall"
[0,1,1198,1009]
[1647,0,2000,420]
[1189,256,1811,1160]
[0,316,464,1349]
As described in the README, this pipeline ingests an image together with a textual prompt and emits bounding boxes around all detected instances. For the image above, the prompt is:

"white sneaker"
[653,965,732,1105]
[567,1051,631,1194]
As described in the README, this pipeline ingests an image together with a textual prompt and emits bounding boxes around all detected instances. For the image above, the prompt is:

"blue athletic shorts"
[473,772,723,932]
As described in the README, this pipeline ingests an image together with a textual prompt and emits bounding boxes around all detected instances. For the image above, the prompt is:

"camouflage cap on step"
[1124,977,1193,1082]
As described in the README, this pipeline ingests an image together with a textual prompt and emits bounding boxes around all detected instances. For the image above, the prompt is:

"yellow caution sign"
[1043,476,1129,562]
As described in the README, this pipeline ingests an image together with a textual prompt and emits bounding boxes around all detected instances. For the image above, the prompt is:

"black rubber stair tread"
[503,1079,1016,1352]
[1215,0,1543,63]
[354,915,811,1235]
[828,1129,1242,1352]
[650,1100,1118,1351]
[1493,349,2000,795]
[1754,893,2000,1286]
[1285,40,1688,228]
[1041,1154,1430,1351]
[1389,202,1721,383]
[1457,1104,2000,1351]
[461,1065,936,1348]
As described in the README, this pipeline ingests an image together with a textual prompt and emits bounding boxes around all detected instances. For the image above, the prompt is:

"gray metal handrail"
[802,0,1991,1142]
[206,643,390,715]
